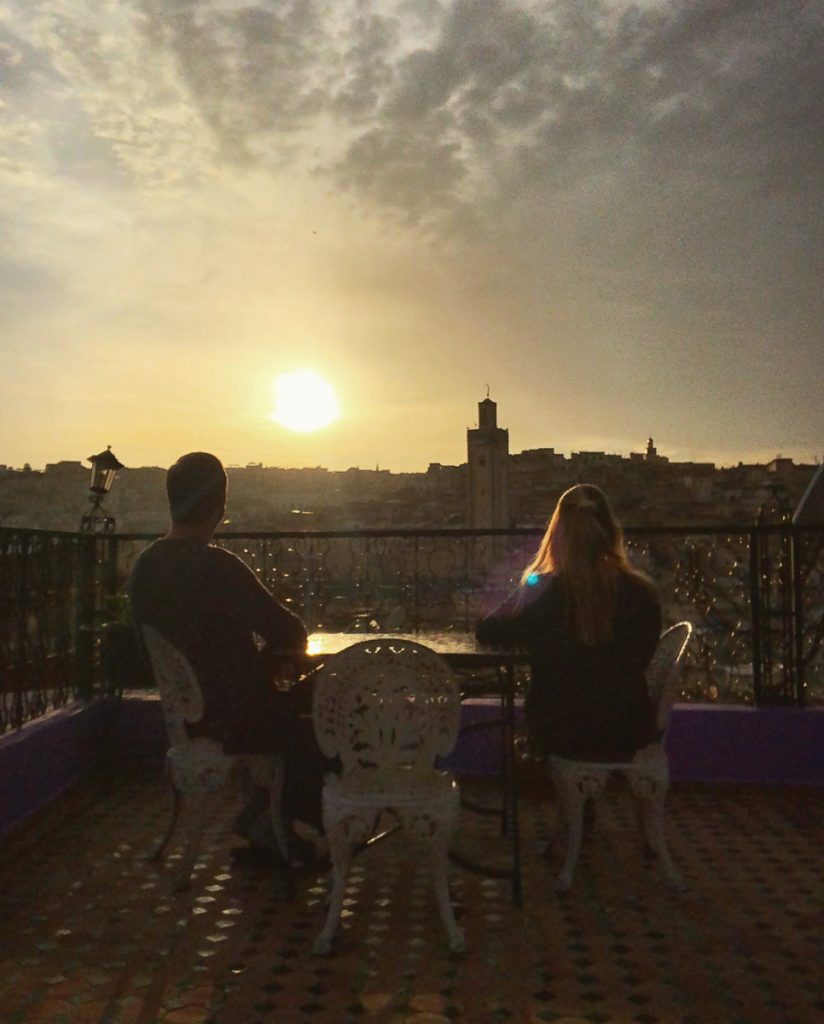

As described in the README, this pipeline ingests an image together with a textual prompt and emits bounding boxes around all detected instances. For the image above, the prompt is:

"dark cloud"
[436,1,824,348]
[9,1,823,216]
[324,0,824,229]
[331,13,397,118]
[137,0,330,162]
[333,118,465,223]
[483,2,824,199]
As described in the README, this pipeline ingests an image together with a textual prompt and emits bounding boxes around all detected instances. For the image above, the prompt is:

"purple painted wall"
[444,699,824,785]
[2,696,822,840]
[666,704,824,785]
[0,703,103,837]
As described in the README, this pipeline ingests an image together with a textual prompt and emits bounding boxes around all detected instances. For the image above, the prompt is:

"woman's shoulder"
[476,572,558,641]
[518,571,565,609]
[618,568,661,605]
[617,570,663,635]
[523,570,558,595]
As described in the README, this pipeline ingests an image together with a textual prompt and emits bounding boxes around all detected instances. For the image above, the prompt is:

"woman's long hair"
[521,484,648,645]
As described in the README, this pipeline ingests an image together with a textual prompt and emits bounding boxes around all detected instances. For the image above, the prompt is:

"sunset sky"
[2,0,822,473]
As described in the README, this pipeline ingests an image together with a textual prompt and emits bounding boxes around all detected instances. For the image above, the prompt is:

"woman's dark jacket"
[476,572,662,762]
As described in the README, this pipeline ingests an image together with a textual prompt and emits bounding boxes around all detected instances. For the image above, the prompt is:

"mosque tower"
[467,394,509,528]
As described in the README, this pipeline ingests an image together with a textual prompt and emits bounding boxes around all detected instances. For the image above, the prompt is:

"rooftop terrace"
[1,522,823,1022]
[1,767,821,1024]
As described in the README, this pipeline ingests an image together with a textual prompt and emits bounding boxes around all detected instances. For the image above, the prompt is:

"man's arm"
[211,547,308,655]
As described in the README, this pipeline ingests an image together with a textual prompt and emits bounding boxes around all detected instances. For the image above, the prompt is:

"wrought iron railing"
[1,523,822,733]
[0,529,118,733]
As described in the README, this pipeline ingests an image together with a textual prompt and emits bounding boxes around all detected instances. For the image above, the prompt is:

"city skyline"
[2,1,823,473]
[3,425,819,476]
[2,422,817,537]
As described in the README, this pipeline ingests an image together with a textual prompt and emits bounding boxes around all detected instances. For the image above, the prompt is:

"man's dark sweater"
[128,537,307,753]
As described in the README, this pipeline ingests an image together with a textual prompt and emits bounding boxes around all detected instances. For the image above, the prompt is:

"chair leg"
[148,782,181,863]
[555,774,586,893]
[632,793,656,858]
[429,824,465,953]
[174,792,207,891]
[540,763,567,861]
[314,824,353,955]
[552,764,569,831]
[552,763,608,893]
[269,769,290,863]
[641,785,684,890]
[268,776,295,901]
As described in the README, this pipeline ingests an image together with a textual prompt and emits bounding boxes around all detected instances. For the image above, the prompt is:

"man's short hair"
[166,452,227,526]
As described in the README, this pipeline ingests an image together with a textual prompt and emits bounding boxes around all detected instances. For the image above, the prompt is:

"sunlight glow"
[270,370,340,433]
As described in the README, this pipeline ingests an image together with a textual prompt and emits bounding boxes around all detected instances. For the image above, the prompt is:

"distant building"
[645,437,668,464]
[5,402,818,532]
[45,461,85,475]
[467,397,509,529]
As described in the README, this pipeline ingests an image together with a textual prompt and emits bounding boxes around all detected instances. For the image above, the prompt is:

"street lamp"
[80,446,124,533]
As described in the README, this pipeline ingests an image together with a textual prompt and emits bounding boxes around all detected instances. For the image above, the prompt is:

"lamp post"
[80,446,124,533]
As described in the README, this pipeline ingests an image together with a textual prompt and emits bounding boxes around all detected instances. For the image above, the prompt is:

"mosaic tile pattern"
[0,769,822,1023]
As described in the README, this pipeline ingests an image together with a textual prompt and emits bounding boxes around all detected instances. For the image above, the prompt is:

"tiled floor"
[0,768,821,1024]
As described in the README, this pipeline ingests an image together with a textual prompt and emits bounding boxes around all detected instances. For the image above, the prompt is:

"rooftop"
[1,519,822,1022]
[1,767,821,1024]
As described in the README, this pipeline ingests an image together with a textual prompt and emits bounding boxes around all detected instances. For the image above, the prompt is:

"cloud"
[7,1,821,221]
[135,0,338,167]
[330,12,398,119]
[4,1,217,193]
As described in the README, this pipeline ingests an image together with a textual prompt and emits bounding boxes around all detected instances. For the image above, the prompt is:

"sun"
[270,369,340,433]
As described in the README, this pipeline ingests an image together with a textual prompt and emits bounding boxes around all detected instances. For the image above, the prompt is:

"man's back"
[129,537,306,745]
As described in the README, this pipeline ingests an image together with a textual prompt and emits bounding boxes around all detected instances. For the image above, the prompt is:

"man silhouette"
[128,452,324,859]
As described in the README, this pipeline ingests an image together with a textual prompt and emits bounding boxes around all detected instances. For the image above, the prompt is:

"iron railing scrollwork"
[0,529,114,732]
[794,525,824,703]
[1,522,822,734]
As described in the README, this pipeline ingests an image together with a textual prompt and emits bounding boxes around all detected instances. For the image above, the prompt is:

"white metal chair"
[550,621,693,893]
[140,624,289,890]
[311,638,465,955]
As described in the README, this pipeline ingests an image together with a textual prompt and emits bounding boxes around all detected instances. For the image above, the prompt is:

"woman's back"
[477,570,662,761]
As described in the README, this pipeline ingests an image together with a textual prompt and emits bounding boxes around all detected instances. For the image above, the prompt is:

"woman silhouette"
[476,484,662,761]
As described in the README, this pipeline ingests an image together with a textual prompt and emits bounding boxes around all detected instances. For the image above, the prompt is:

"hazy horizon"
[4,433,820,476]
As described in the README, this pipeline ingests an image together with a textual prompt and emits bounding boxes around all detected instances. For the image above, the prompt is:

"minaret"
[467,396,509,528]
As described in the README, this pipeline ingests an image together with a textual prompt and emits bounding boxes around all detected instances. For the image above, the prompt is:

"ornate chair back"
[141,624,207,753]
[646,621,693,738]
[139,624,287,889]
[313,637,461,790]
